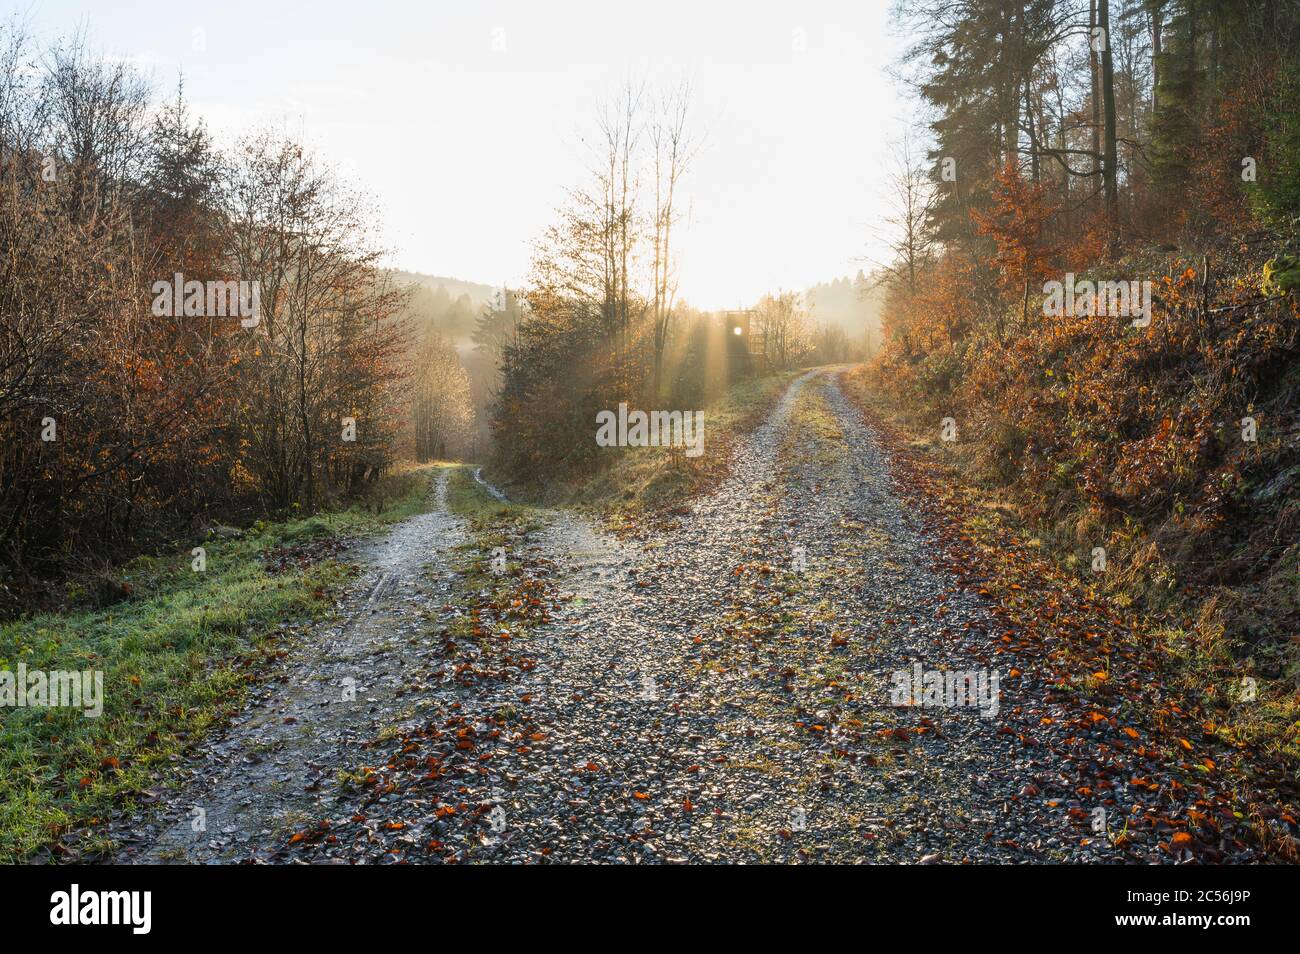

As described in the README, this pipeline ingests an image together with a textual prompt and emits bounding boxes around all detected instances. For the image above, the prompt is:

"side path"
[111,472,468,863]
[275,370,1108,863]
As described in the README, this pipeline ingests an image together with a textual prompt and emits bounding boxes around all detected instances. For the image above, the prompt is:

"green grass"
[782,381,847,468]
[0,465,437,862]
[530,370,802,526]
[433,467,552,684]
[445,465,528,524]
[445,465,542,579]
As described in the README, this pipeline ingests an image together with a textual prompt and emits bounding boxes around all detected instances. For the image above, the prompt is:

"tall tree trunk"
[1024,80,1040,183]
[1149,1,1163,118]
[1100,0,1120,233]
[1002,4,1020,163]
[1090,0,1102,182]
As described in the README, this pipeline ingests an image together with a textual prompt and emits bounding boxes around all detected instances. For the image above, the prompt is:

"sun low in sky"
[28,0,911,308]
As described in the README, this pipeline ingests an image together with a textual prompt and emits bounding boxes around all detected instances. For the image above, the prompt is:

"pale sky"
[23,0,913,309]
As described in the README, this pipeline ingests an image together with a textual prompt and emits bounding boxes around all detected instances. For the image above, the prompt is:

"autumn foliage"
[0,28,410,610]
[874,1,1300,673]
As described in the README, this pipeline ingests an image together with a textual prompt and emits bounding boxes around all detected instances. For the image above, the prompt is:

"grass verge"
[838,368,1300,858]
[0,465,439,862]
[445,465,548,650]
[499,371,801,532]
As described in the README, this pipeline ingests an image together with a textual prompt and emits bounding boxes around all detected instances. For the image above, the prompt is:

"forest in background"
[488,85,871,484]
[868,0,1300,686]
[396,270,882,473]
[0,19,876,617]
[0,22,420,614]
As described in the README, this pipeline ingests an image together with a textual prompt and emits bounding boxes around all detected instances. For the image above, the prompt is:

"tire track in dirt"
[111,471,467,863]
[274,369,1104,863]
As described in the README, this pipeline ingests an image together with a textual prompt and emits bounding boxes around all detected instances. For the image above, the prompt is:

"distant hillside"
[387,270,500,342]
[803,271,885,349]
[388,270,498,310]
[386,270,512,452]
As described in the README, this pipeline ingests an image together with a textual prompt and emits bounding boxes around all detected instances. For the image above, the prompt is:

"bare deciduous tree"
[648,80,697,400]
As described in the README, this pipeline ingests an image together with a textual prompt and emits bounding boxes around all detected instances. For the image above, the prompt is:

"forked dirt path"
[112,473,468,862]
[262,368,1113,864]
[116,369,1217,864]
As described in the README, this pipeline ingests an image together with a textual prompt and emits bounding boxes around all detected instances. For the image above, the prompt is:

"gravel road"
[223,368,1128,863]
[111,474,468,862]
[114,368,1224,864]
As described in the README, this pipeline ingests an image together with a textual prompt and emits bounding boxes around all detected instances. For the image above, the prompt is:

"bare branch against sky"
[24,0,912,307]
